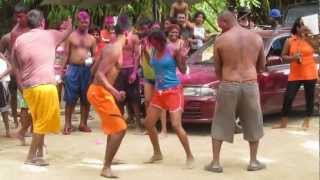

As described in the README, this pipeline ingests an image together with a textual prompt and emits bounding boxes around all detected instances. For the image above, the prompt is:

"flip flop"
[24,158,49,166]
[100,173,119,179]
[204,164,223,173]
[247,161,266,171]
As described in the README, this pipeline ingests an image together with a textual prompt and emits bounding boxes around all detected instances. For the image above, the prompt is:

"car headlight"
[183,87,216,97]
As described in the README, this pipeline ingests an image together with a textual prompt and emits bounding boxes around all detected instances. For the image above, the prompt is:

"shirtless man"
[63,10,96,134]
[87,15,129,178]
[204,10,266,173]
[115,19,142,132]
[170,0,189,19]
[11,4,30,129]
[12,9,72,166]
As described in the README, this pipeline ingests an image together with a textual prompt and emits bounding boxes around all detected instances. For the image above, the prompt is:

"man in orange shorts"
[87,15,130,178]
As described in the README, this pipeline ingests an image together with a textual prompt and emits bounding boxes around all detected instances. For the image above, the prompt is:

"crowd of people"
[0,0,318,178]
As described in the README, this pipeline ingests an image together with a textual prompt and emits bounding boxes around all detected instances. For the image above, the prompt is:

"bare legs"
[10,88,18,128]
[159,111,167,138]
[63,104,75,135]
[205,139,265,172]
[64,102,91,134]
[204,139,223,172]
[247,141,266,171]
[15,108,32,145]
[144,106,163,162]
[2,111,10,137]
[101,130,126,178]
[25,133,48,166]
[79,103,91,132]
[144,106,194,167]
[144,83,167,137]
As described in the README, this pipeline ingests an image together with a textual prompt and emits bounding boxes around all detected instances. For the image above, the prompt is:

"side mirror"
[267,55,283,66]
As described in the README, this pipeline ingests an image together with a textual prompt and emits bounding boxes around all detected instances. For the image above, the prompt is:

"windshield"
[188,36,215,64]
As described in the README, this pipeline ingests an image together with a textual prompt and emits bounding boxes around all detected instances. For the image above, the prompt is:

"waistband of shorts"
[155,85,181,94]
[221,79,257,84]
[144,78,155,85]
[23,83,56,89]
[69,63,87,67]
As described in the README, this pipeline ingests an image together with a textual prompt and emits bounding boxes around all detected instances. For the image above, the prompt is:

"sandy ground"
[0,112,319,180]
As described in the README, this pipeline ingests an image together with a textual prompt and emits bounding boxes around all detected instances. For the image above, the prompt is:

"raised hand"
[179,40,190,58]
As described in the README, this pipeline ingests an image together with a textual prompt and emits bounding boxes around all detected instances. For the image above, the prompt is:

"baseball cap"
[269,9,281,18]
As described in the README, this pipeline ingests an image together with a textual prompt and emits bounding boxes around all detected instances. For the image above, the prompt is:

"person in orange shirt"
[273,17,318,129]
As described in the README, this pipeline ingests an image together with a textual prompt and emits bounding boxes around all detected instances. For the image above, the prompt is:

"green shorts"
[17,91,28,109]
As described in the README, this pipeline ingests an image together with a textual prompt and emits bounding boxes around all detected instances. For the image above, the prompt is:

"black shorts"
[9,75,17,92]
[115,67,141,104]
[0,81,10,112]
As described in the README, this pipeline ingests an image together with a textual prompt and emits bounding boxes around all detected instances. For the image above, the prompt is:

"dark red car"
[179,32,320,123]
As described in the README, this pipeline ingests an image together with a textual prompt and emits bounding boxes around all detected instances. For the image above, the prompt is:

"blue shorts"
[64,64,91,105]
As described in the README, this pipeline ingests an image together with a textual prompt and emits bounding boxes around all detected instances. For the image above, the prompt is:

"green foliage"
[0,0,268,34]
[192,0,226,32]
[238,0,261,8]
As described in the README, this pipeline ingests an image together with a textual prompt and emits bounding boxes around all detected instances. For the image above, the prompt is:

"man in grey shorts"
[204,10,266,173]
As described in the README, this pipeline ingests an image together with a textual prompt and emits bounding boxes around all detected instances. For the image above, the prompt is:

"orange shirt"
[288,35,318,81]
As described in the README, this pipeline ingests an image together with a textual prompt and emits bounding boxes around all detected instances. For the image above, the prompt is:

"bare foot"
[144,154,163,163]
[247,160,266,171]
[301,120,310,131]
[100,167,118,179]
[272,123,287,129]
[13,131,27,146]
[204,161,223,173]
[4,131,12,137]
[159,132,167,138]
[185,157,195,169]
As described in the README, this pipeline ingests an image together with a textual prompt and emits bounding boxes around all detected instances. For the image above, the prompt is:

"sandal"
[79,125,92,133]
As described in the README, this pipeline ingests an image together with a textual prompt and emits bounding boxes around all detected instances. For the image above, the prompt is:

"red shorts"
[150,86,184,112]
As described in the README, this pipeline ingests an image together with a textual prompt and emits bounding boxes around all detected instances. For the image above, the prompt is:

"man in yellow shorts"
[11,10,72,166]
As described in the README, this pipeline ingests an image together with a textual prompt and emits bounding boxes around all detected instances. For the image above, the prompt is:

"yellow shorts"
[23,84,60,134]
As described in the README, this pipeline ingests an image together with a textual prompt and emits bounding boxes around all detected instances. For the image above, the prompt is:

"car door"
[259,34,291,114]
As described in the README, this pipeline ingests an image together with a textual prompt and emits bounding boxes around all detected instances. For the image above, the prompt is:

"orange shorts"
[150,86,184,112]
[87,84,127,135]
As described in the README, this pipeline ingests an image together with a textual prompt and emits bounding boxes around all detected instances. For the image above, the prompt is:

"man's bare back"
[67,31,96,65]
[215,26,265,82]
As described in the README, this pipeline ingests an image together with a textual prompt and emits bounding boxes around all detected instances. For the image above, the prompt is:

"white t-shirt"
[0,58,10,82]
[193,26,205,49]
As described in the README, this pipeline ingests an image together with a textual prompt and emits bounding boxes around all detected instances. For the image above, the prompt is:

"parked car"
[179,32,320,123]
[283,1,319,27]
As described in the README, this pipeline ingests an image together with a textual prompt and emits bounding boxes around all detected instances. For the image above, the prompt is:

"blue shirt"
[151,50,180,90]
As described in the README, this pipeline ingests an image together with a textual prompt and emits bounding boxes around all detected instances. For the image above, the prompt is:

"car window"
[269,36,288,57]
[266,36,290,66]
